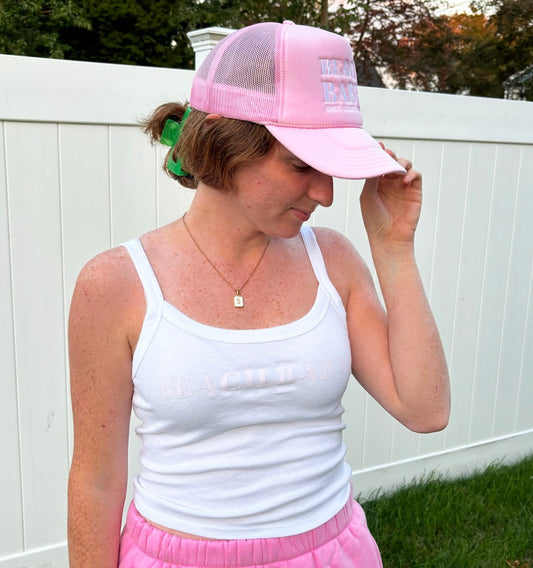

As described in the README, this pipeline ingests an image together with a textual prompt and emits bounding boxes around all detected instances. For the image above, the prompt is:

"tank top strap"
[122,239,164,304]
[300,225,347,322]
[122,238,164,376]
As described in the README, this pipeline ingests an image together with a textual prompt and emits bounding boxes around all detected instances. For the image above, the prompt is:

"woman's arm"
[353,156,450,432]
[67,249,142,568]
[317,156,450,433]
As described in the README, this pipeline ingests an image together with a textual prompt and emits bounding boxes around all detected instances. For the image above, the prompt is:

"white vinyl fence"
[1,44,533,567]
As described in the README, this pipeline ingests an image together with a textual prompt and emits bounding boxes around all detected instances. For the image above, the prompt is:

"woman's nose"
[307,174,334,207]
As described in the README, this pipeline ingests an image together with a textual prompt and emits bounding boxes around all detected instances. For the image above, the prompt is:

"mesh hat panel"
[212,25,277,96]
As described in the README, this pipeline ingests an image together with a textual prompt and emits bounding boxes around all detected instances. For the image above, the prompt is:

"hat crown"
[189,21,405,179]
[190,21,363,128]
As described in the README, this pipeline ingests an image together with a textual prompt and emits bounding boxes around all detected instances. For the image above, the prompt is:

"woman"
[67,21,450,568]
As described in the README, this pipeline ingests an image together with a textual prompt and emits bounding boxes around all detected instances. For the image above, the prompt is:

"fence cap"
[187,27,235,69]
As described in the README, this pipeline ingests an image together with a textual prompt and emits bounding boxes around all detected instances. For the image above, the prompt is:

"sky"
[438,0,474,14]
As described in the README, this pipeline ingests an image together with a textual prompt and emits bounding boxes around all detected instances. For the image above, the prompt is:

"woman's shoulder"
[310,226,365,271]
[71,244,143,319]
[77,245,135,288]
[309,226,373,301]
[310,226,354,252]
[74,221,178,305]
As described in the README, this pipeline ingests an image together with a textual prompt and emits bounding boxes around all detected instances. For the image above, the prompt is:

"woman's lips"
[291,208,313,222]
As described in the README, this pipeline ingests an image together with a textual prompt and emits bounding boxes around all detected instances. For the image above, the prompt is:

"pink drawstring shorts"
[118,496,383,567]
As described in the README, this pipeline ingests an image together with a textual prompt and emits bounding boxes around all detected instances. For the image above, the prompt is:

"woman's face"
[230,142,334,238]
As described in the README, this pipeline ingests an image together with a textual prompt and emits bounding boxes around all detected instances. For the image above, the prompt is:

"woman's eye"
[293,164,310,172]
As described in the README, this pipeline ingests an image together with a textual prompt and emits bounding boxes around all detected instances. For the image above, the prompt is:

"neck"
[183,186,269,261]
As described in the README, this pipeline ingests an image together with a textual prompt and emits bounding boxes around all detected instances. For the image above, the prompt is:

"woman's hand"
[360,147,422,252]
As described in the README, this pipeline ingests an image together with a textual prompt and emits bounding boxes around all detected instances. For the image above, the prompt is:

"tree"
[0,0,90,58]
[480,0,533,98]
[328,0,448,86]
[58,0,198,69]
[365,0,533,100]
[380,11,501,95]
[196,0,449,87]
[2,0,529,99]
[422,0,533,99]
[0,0,202,68]
[195,0,330,30]
[444,12,503,97]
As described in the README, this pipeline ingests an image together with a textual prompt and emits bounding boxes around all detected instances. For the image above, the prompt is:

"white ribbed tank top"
[123,225,353,539]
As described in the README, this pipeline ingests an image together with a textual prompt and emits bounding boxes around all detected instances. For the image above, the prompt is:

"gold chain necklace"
[182,213,270,308]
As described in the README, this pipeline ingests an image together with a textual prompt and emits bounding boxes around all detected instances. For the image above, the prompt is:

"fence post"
[187,27,235,69]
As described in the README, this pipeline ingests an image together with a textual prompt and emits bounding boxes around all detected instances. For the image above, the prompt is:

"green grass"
[359,454,533,568]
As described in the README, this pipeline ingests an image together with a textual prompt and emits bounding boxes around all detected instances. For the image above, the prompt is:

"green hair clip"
[160,107,191,176]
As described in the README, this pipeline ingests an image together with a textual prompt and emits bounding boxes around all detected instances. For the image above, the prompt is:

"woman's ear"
[205,113,222,123]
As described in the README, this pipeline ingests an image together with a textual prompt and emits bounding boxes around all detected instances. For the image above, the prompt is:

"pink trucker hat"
[190,21,405,180]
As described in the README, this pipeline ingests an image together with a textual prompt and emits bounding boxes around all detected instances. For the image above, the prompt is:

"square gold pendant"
[234,292,244,308]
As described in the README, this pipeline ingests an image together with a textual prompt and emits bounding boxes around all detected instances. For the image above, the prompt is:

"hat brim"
[265,125,406,180]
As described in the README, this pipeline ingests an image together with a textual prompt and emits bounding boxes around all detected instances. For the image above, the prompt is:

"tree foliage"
[381,11,501,95]
[392,0,533,99]
[0,0,90,58]
[481,0,533,99]
[330,0,448,87]
[0,0,200,67]
[194,0,330,29]
[57,0,198,68]
[0,0,531,99]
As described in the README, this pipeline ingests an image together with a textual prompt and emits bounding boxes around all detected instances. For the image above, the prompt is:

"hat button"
[282,20,295,26]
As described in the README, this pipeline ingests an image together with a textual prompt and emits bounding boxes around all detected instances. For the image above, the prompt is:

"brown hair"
[141,102,275,191]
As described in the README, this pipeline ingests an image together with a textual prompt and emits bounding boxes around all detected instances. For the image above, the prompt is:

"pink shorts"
[118,497,383,567]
